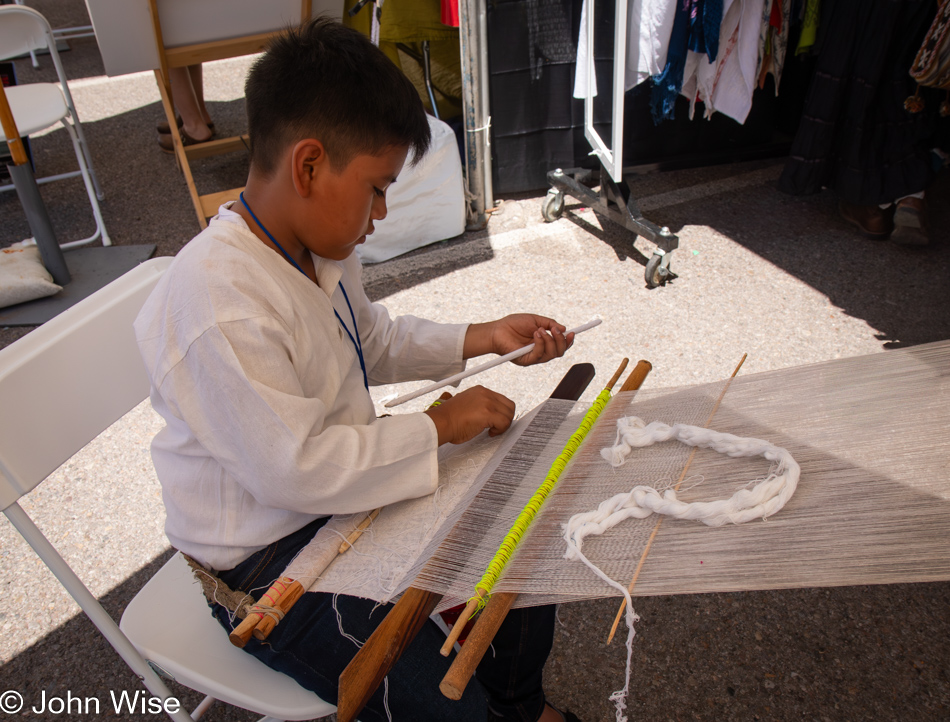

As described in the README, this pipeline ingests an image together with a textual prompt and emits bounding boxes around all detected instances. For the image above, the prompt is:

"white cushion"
[0,241,62,309]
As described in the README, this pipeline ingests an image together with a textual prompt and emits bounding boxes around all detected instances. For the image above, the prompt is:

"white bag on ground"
[358,114,466,264]
[0,241,62,309]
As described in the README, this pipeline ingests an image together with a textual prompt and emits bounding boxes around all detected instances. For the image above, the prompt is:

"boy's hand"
[424,388,516,445]
[464,314,574,366]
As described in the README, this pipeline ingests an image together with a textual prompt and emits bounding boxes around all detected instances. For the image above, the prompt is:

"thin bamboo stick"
[339,507,381,553]
[606,354,747,644]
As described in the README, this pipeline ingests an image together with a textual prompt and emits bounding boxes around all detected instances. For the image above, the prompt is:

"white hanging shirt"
[680,0,766,124]
[574,0,678,98]
[135,204,468,570]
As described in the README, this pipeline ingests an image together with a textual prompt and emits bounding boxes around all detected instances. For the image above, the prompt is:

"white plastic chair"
[0,4,110,248]
[0,257,336,722]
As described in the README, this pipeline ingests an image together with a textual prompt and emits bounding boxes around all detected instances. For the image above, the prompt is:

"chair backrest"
[0,256,172,512]
[0,5,54,62]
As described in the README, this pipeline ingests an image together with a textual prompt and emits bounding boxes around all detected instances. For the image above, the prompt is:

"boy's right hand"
[424,387,516,445]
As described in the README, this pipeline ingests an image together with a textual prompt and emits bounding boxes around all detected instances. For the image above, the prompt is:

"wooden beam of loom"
[440,360,652,700]
[335,363,597,722]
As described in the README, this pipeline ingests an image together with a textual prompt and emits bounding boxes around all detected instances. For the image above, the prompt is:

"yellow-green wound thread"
[473,389,613,605]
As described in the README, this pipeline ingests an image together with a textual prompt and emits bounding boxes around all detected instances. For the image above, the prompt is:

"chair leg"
[68,109,105,201]
[3,504,195,722]
[61,121,111,248]
[189,696,216,719]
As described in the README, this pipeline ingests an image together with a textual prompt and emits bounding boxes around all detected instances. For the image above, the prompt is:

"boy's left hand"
[466,314,574,366]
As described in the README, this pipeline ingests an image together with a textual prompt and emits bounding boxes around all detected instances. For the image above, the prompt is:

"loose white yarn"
[562,416,801,722]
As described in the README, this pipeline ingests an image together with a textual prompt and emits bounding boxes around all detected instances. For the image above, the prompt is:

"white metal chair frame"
[13,0,95,69]
[0,257,335,722]
[0,4,110,249]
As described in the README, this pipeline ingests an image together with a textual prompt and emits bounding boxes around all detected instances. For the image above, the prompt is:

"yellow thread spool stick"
[439,358,631,656]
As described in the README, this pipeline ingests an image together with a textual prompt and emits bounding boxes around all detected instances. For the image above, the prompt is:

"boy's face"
[305,144,410,261]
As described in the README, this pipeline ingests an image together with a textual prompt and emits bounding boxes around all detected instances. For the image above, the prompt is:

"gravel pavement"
[2,2,949,720]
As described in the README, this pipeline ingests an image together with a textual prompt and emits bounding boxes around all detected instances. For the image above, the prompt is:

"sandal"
[158,126,215,153]
[157,116,216,135]
[890,196,929,246]
[156,116,182,134]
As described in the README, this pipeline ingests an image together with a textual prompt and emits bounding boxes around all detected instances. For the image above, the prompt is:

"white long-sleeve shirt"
[135,205,468,570]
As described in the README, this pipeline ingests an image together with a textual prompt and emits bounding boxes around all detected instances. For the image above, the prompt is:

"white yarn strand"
[562,416,801,722]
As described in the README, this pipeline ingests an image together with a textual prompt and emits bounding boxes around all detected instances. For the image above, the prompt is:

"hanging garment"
[779,0,941,205]
[573,0,678,98]
[527,0,576,81]
[756,0,791,94]
[649,0,698,122]
[678,0,766,124]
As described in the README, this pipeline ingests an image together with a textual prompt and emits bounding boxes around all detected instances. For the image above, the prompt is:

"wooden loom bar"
[339,507,381,553]
[228,577,303,647]
[439,360,652,700]
[335,363,597,722]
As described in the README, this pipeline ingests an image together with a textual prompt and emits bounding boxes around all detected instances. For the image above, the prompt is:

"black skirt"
[779,0,942,205]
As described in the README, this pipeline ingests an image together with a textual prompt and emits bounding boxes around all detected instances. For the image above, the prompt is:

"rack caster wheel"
[645,254,671,288]
[541,190,564,222]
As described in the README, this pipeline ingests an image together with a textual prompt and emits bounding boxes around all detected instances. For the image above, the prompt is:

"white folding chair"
[0,4,110,248]
[13,0,95,69]
[0,256,336,722]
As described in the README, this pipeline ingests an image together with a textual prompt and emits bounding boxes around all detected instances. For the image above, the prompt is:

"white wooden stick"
[384,318,602,408]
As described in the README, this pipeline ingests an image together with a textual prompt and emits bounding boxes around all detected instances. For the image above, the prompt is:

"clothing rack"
[541,0,679,288]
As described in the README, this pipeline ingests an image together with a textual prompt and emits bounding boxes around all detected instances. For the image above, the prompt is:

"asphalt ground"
[1,2,949,720]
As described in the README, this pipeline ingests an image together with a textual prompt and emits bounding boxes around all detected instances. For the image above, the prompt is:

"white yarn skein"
[562,416,801,722]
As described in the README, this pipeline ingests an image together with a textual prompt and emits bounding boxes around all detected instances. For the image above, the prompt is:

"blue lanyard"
[240,192,368,390]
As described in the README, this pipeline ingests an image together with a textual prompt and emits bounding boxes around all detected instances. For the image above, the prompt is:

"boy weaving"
[135,17,579,722]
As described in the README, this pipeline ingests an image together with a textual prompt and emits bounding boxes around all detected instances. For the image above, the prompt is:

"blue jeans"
[211,518,555,721]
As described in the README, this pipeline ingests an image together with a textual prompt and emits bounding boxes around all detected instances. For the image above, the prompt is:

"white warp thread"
[562,416,801,722]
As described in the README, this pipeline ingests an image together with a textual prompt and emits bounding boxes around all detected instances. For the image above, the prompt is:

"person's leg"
[476,605,560,722]
[210,519,487,721]
[186,64,214,129]
[210,518,567,721]
[167,66,212,142]
[891,191,929,246]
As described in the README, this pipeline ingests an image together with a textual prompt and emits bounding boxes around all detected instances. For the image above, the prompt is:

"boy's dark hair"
[245,17,431,175]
